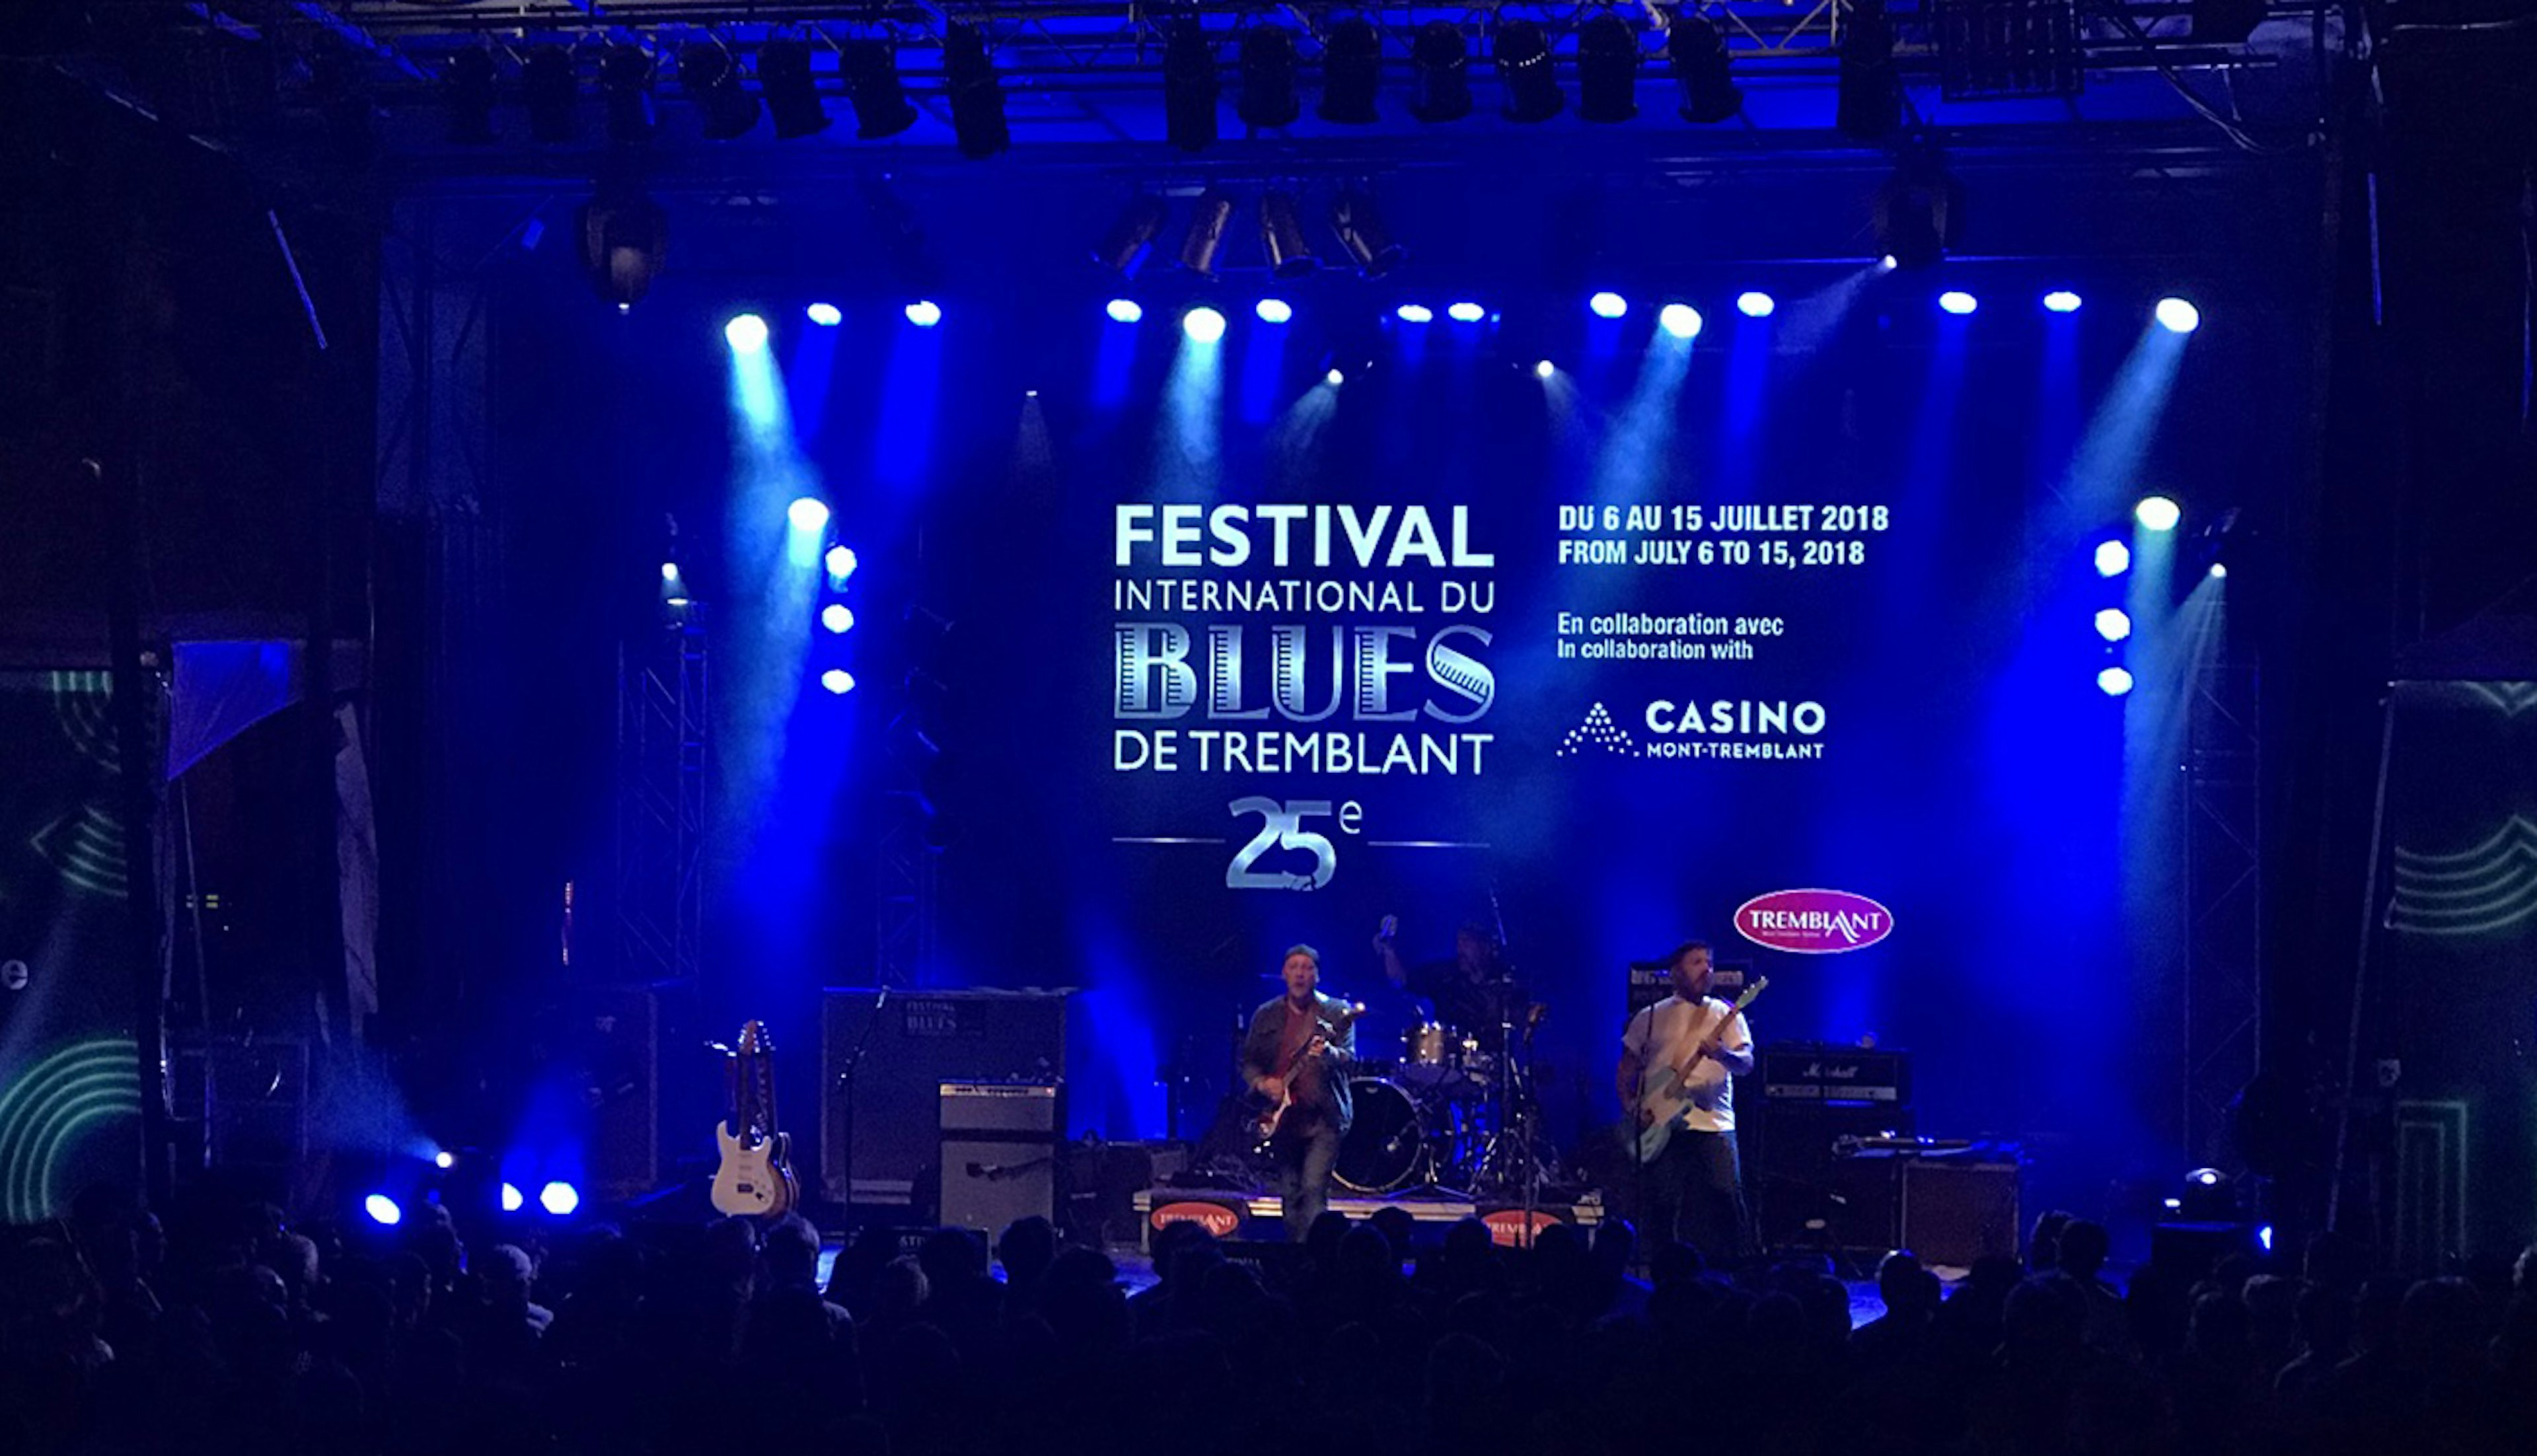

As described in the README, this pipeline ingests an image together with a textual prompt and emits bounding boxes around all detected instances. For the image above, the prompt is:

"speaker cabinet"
[1901,1159,2022,1266]
[1753,1102,1912,1252]
[822,989,1068,1206]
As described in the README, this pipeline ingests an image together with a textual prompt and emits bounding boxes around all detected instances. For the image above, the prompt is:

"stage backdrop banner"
[0,671,143,1223]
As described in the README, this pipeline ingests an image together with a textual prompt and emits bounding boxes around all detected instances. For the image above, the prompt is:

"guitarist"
[1241,944,1358,1241]
[1617,940,1755,1260]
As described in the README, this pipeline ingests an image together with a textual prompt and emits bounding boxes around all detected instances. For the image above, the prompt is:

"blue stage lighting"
[1938,290,1978,316]
[433,1150,457,1170]
[2098,666,2135,697]
[2257,1223,2274,1253]
[2209,562,2228,581]
[787,497,830,534]
[501,1183,525,1213]
[1878,254,1899,273]
[904,299,943,328]
[2156,297,2201,334]
[825,544,858,581]
[2094,608,2132,643]
[659,562,680,582]
[1396,303,1434,324]
[2135,495,2182,532]
[821,604,855,634]
[363,1194,403,1227]
[1181,305,1226,344]
[820,669,856,696]
[1255,298,1293,324]
[805,302,842,326]
[1588,291,1628,320]
[538,1181,580,1216]
[1446,301,1485,323]
[2043,290,2082,314]
[1533,359,1555,379]
[1657,304,1701,340]
[723,313,770,353]
[1105,298,1143,324]
[2094,540,2131,577]
[1736,291,1776,318]
[1325,367,1344,386]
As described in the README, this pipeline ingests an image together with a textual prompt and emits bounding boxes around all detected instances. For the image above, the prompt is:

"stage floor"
[1130,1185,1607,1249]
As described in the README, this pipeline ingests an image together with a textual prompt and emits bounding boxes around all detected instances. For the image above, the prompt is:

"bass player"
[1242,944,1358,1241]
[1617,939,1755,1260]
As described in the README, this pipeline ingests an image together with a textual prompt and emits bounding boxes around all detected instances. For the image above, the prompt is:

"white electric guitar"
[1633,978,1769,1162]
[710,1020,799,1219]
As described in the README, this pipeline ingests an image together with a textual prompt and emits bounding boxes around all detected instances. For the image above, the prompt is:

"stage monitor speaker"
[1901,1159,2021,1267]
[940,1140,1056,1236]
[822,988,1068,1206]
[1753,1102,1912,1252]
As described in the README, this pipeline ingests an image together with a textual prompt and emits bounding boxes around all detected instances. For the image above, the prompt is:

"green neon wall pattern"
[0,1037,141,1223]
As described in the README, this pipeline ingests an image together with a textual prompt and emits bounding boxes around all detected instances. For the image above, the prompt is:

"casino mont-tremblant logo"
[1735,889,1895,955]
[1556,699,1829,761]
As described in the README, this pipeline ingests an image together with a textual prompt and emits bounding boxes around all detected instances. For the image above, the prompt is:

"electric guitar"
[1254,1000,1366,1140]
[710,1020,799,1219]
[1632,978,1769,1163]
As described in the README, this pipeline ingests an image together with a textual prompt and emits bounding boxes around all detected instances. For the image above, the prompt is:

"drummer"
[1371,915,1523,1053]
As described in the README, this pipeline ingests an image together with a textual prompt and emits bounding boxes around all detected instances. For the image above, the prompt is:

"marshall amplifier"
[1761,1044,1911,1108]
[939,1082,1062,1236]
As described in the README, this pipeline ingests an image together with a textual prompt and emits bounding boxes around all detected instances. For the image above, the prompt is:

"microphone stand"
[835,987,888,1221]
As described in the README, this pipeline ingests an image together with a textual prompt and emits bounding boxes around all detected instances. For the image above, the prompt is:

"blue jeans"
[1649,1128,1747,1262]
[1273,1123,1342,1242]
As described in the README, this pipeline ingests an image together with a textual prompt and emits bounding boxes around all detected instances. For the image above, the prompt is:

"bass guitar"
[1254,1001,1366,1140]
[710,1019,799,1219]
[1633,978,1769,1163]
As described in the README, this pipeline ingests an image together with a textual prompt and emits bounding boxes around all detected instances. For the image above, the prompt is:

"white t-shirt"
[1623,995,1753,1134]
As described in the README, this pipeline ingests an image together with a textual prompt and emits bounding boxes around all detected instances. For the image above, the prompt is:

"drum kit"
[1328,997,1554,1198]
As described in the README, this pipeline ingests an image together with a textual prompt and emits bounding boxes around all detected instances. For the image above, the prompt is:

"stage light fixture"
[1237,26,1300,129]
[2044,290,2083,313]
[724,313,769,353]
[1589,291,1629,320]
[842,40,918,139]
[538,1181,581,1216]
[788,497,831,533]
[1326,367,1346,386]
[1875,155,1963,271]
[1258,191,1319,278]
[681,45,761,140]
[943,24,1010,159]
[501,1183,525,1212]
[1494,21,1564,124]
[524,48,578,143]
[825,545,859,581]
[1330,190,1407,277]
[806,302,842,326]
[661,562,681,582]
[2209,562,2228,580]
[1397,304,1435,324]
[1878,254,1900,272]
[2156,297,2201,334]
[1658,303,1702,340]
[822,604,855,634]
[1576,14,1640,124]
[821,669,857,695]
[2135,495,2181,532]
[2094,540,2131,577]
[579,190,667,310]
[1179,188,1235,277]
[1837,0,1901,141]
[1737,291,1776,318]
[1106,298,1144,324]
[1092,196,1168,275]
[2094,608,2132,642]
[2098,666,2135,697]
[1256,298,1292,324]
[1448,301,1485,323]
[433,1150,458,1170]
[1670,15,1743,123]
[1320,20,1383,124]
[904,299,942,327]
[364,1194,403,1226]
[1182,305,1227,344]
[1534,359,1556,378]
[600,46,655,143]
[446,48,497,145]
[1163,20,1220,153]
[2258,1223,2273,1253]
[1411,21,1473,123]
[758,39,830,139]
[1939,290,1978,315]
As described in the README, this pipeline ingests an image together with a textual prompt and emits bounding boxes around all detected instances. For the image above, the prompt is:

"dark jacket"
[1241,992,1358,1135]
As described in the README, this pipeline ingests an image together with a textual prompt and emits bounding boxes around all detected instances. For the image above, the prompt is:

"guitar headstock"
[1731,977,1770,1010]
[737,1020,773,1055]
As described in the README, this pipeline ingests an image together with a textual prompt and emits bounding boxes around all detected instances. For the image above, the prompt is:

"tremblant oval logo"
[1150,1201,1243,1237]
[1734,889,1894,955]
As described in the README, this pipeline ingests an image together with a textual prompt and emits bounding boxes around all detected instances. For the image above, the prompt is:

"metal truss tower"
[2185,655,2261,1169]
[614,616,708,990]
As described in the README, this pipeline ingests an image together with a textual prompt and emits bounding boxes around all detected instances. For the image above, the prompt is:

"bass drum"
[1334,1077,1424,1194]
